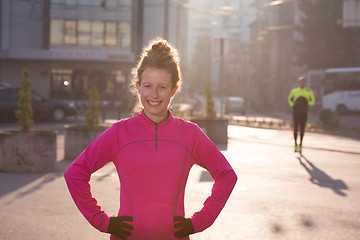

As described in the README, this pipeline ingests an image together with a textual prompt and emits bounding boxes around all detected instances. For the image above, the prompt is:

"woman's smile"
[148,100,161,106]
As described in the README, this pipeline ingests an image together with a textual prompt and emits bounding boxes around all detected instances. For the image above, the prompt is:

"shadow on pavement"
[0,172,64,204]
[271,215,315,235]
[0,173,43,198]
[0,160,69,200]
[297,154,348,196]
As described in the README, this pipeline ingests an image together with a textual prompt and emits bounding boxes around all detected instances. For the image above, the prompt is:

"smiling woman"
[64,38,237,240]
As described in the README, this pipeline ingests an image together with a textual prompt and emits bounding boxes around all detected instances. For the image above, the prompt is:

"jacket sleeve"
[288,89,295,107]
[190,125,237,233]
[308,89,315,106]
[64,124,119,233]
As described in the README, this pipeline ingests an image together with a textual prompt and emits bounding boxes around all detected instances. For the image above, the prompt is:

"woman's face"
[138,67,177,123]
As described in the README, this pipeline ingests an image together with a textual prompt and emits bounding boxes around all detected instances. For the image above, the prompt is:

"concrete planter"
[191,118,228,145]
[64,124,110,161]
[0,130,57,173]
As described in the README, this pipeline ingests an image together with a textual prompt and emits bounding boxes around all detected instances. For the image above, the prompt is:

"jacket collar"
[138,110,173,127]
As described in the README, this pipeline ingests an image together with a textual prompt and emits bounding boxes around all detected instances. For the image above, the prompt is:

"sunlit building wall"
[343,0,360,27]
[185,0,255,101]
[247,0,300,112]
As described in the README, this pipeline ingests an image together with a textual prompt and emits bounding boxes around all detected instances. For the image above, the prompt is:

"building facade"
[0,0,141,109]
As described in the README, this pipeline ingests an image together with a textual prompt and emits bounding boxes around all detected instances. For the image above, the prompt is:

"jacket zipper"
[155,123,159,151]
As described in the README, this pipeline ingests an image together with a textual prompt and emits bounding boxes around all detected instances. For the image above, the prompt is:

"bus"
[322,67,360,114]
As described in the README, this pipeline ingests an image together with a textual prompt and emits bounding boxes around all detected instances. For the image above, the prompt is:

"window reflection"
[50,19,63,45]
[51,19,131,48]
[78,20,91,45]
[105,22,117,46]
[118,21,131,47]
[64,20,77,44]
[50,69,126,101]
[92,21,104,46]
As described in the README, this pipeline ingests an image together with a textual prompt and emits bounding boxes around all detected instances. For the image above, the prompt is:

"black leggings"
[292,112,307,146]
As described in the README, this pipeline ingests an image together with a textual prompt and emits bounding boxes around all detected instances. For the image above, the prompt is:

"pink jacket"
[64,111,237,239]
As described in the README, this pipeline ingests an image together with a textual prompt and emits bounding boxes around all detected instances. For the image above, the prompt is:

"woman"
[64,38,237,240]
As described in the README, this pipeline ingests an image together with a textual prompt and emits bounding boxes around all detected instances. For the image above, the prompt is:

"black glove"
[107,216,134,240]
[173,216,194,239]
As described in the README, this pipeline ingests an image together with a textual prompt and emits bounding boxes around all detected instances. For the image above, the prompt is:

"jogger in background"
[288,76,315,154]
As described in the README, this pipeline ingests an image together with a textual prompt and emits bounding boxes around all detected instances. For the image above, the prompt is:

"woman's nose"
[150,87,159,98]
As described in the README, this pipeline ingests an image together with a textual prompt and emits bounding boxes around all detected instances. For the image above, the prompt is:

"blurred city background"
[0,0,360,125]
[1,1,360,239]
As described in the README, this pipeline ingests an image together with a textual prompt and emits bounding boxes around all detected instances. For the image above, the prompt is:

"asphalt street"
[0,120,360,240]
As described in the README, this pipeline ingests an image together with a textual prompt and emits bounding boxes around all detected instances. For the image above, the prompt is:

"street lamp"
[214,37,229,116]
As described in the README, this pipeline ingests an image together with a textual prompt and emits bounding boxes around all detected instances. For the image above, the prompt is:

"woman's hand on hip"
[107,216,134,239]
[174,216,194,238]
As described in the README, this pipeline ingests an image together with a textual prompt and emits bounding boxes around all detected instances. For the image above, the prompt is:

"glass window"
[92,21,104,46]
[0,89,17,100]
[50,69,73,99]
[31,91,44,102]
[324,73,335,95]
[121,0,132,6]
[353,72,360,90]
[105,22,117,46]
[118,21,131,47]
[337,72,352,91]
[65,0,77,7]
[77,0,91,6]
[50,16,132,48]
[51,0,64,8]
[78,20,91,45]
[92,0,103,6]
[64,20,77,44]
[105,0,119,9]
[50,19,63,45]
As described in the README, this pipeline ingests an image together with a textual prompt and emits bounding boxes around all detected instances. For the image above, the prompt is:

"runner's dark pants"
[292,112,307,146]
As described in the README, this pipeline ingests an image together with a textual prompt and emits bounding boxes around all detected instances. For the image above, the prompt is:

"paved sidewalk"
[1,113,360,240]
[1,125,359,240]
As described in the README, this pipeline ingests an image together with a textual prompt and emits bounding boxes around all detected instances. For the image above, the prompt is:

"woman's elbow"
[63,166,72,182]
[230,170,238,187]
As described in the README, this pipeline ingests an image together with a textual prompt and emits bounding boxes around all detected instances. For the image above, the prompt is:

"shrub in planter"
[204,83,217,120]
[85,84,100,129]
[0,69,56,172]
[16,69,34,132]
[191,83,228,145]
[65,84,109,160]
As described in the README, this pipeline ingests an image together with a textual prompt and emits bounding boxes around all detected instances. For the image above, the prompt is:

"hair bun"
[151,41,171,53]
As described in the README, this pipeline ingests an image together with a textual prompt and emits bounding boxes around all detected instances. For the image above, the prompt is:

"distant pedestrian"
[288,76,315,153]
[64,38,237,240]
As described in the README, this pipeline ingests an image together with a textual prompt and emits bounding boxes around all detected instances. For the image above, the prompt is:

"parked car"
[0,82,11,88]
[0,87,76,121]
[225,96,247,115]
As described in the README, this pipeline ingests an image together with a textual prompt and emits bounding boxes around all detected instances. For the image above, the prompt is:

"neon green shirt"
[288,87,315,107]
